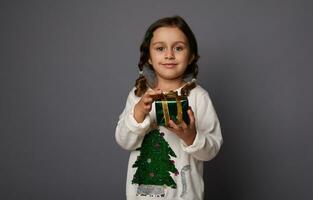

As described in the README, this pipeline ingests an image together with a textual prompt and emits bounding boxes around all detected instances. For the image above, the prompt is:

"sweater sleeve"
[180,91,223,161]
[115,88,151,150]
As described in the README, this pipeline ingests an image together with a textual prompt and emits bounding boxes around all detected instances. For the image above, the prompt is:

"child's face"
[148,27,194,83]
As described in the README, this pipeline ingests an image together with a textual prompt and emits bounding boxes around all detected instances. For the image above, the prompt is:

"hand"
[134,88,162,123]
[167,107,197,146]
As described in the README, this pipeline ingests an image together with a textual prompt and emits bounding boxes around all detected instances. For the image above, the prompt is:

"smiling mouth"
[162,63,178,68]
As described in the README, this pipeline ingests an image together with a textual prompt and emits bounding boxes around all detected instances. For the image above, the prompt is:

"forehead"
[151,27,188,44]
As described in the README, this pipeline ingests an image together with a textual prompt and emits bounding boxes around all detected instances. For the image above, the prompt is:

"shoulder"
[188,85,218,120]
[129,87,137,96]
[188,84,210,98]
[125,87,140,103]
[187,84,214,106]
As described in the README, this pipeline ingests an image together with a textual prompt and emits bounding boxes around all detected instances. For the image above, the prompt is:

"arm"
[180,91,223,161]
[115,89,151,150]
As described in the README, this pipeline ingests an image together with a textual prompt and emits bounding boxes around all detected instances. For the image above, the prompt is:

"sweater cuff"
[125,108,151,136]
[180,132,206,153]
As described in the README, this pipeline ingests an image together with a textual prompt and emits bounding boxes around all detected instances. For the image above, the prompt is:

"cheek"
[148,55,161,67]
[179,52,191,63]
[148,53,157,64]
[150,53,163,62]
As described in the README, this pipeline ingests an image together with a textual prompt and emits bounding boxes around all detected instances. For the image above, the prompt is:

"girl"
[115,16,223,200]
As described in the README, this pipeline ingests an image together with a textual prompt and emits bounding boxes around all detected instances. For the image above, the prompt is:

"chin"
[162,76,183,80]
[156,71,185,81]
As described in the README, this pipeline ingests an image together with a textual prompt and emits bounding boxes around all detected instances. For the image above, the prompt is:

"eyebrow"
[151,41,187,46]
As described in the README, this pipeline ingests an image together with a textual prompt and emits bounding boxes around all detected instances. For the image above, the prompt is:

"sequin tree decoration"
[132,129,179,190]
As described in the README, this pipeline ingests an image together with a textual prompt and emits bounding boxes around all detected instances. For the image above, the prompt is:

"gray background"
[1,0,312,199]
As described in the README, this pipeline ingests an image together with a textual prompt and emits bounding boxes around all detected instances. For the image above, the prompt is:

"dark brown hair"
[135,15,200,96]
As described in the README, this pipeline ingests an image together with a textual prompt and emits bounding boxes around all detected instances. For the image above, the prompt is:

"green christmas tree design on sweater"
[132,129,179,195]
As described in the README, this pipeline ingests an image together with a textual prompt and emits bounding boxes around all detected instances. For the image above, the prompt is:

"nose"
[165,49,175,59]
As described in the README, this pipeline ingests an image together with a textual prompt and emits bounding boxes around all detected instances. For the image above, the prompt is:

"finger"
[147,88,162,96]
[149,90,163,100]
[144,89,156,99]
[166,126,176,133]
[143,97,153,104]
[181,121,188,129]
[144,104,151,111]
[156,88,163,94]
[188,109,196,129]
[188,108,194,118]
[168,119,179,130]
[146,88,155,94]
[153,88,162,94]
[166,124,181,135]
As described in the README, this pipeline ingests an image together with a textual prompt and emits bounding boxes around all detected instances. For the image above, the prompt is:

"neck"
[154,78,186,92]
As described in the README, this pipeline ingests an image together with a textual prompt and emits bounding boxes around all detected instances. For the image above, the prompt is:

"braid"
[134,27,154,97]
[134,52,149,96]
[134,75,148,97]
[181,55,199,96]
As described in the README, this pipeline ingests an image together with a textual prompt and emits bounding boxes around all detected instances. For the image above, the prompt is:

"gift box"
[154,91,189,127]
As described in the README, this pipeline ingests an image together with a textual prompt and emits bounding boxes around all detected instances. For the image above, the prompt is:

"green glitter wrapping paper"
[155,94,189,126]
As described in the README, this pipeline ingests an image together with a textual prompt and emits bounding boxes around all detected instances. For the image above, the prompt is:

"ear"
[148,58,152,65]
[189,54,195,65]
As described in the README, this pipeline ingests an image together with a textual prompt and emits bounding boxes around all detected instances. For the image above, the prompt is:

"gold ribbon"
[175,94,183,124]
[160,91,183,126]
[161,95,170,126]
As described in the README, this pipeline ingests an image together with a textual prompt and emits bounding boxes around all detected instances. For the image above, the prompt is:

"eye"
[174,46,184,52]
[155,47,165,52]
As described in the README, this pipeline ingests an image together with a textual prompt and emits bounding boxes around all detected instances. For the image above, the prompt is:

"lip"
[162,63,178,68]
